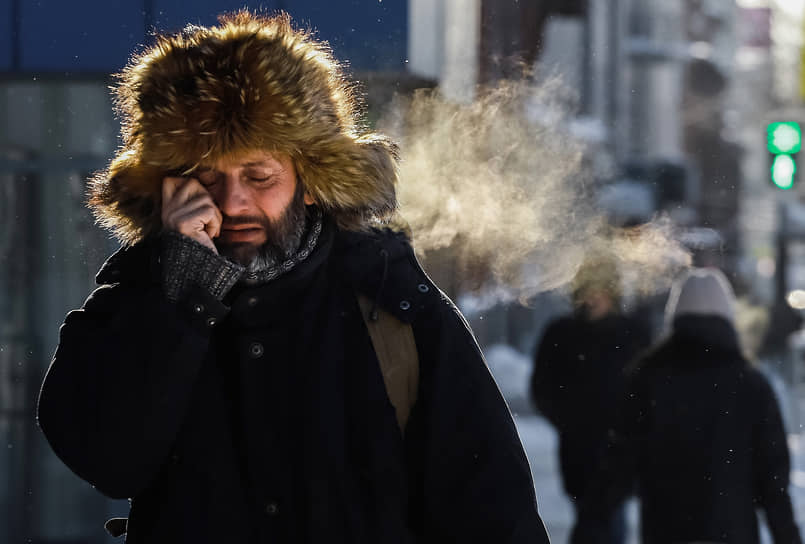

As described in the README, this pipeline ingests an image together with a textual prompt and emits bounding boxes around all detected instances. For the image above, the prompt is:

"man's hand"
[161,177,222,253]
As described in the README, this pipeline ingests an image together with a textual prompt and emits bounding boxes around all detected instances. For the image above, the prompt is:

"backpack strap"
[356,293,419,434]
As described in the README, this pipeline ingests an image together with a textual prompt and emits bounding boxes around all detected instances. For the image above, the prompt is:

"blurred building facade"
[406,0,750,351]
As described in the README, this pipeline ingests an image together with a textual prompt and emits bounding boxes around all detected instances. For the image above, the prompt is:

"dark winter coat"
[530,312,650,501]
[37,218,549,544]
[575,315,802,544]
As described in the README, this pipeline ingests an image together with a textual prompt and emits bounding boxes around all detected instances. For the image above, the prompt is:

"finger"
[165,198,217,226]
[163,187,216,226]
[172,177,210,206]
[161,176,187,206]
[174,188,216,210]
[163,177,210,215]
[169,202,220,238]
[161,177,192,224]
[205,205,223,239]
[173,199,221,239]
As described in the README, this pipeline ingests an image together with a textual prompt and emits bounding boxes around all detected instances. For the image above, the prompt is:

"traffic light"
[768,121,802,189]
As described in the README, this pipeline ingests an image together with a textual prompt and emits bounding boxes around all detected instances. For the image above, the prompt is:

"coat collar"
[333,227,436,324]
[95,238,160,286]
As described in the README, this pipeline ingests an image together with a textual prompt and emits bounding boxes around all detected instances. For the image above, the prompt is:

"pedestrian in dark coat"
[531,256,651,542]
[36,12,550,544]
[574,268,802,544]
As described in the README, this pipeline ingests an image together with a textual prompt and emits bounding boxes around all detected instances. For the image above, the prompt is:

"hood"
[89,10,400,245]
[664,267,736,329]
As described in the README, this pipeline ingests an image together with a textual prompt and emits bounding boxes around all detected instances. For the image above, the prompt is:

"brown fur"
[89,11,400,245]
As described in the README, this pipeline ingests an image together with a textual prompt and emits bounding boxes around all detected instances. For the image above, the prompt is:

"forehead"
[203,150,292,171]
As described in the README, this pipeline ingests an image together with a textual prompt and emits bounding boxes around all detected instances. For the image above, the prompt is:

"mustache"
[220,214,267,227]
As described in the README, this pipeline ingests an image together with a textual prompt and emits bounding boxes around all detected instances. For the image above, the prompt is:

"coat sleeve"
[37,279,228,500]
[751,375,803,544]
[406,293,550,544]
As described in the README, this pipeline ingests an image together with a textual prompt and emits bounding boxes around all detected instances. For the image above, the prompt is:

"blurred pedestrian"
[36,11,550,544]
[574,268,802,544]
[531,255,651,542]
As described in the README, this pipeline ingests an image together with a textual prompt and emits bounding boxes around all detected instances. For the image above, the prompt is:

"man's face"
[578,288,615,321]
[196,150,313,265]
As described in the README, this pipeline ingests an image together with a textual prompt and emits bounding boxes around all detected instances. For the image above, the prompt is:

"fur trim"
[89,10,399,244]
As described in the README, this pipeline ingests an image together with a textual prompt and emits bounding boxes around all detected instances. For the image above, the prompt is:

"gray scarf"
[238,207,323,286]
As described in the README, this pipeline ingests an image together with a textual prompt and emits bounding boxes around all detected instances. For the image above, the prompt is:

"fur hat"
[665,267,736,326]
[89,10,400,245]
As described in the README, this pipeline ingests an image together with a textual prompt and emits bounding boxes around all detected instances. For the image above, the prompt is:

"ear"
[304,191,315,205]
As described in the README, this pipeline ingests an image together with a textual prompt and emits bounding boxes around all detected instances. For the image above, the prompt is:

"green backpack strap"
[356,293,420,434]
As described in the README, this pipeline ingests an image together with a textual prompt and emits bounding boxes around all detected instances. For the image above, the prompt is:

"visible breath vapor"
[381,76,691,305]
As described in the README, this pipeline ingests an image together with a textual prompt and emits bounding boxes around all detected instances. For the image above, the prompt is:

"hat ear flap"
[107,150,165,197]
[298,135,399,230]
[89,151,165,244]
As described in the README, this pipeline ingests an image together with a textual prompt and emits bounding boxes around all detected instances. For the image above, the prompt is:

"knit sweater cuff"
[160,231,244,302]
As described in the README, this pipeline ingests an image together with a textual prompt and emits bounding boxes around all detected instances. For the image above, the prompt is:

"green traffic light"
[772,154,796,189]
[768,122,802,154]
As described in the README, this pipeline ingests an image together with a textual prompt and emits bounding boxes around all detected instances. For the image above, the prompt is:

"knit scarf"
[238,206,323,286]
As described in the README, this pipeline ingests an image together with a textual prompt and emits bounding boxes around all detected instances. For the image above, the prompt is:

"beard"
[215,181,308,269]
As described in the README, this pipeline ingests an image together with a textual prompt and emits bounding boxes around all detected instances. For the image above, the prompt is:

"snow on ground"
[484,344,533,414]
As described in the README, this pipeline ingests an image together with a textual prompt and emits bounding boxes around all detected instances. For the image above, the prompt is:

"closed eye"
[248,175,277,185]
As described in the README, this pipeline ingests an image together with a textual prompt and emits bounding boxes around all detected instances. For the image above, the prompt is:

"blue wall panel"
[283,0,408,71]
[150,0,278,33]
[152,0,407,71]
[3,0,406,74]
[19,0,146,73]
[0,0,13,70]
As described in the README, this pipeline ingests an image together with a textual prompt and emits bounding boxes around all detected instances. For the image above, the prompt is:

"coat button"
[206,317,218,327]
[417,283,429,293]
[247,296,259,307]
[399,300,411,311]
[265,501,279,516]
[249,342,264,358]
[193,303,205,314]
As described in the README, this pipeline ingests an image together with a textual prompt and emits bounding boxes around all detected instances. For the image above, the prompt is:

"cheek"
[253,183,296,219]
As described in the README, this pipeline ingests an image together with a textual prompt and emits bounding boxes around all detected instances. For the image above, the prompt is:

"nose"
[213,176,250,217]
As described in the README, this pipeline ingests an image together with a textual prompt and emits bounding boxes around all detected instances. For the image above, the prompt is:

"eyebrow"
[241,161,272,168]
[195,161,277,173]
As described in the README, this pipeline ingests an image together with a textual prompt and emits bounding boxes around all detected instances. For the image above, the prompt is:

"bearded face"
[215,180,309,268]
[195,150,315,269]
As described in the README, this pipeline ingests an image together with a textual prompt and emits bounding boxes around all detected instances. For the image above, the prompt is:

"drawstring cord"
[369,248,389,322]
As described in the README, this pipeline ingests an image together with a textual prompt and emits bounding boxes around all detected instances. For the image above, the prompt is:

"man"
[531,256,650,543]
[36,11,550,544]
